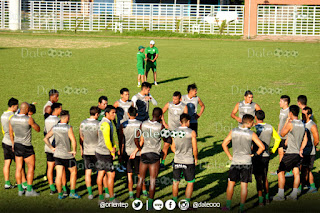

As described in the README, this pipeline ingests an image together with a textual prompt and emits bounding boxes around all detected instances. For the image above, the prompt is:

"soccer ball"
[160,129,170,138]
[178,131,186,138]
[48,48,57,57]
[81,88,88,94]
[64,86,73,95]
[170,130,179,138]
[74,87,81,95]
[65,50,72,57]
[57,50,65,57]
[291,50,299,57]
[274,48,282,57]
[283,50,290,57]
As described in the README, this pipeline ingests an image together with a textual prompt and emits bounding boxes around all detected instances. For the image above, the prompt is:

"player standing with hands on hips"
[145,40,159,85]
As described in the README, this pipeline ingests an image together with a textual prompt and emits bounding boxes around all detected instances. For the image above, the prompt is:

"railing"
[0,0,9,29]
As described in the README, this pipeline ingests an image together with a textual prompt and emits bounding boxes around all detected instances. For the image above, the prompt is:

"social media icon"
[153,199,164,210]
[99,201,106,209]
[178,199,189,211]
[165,199,176,210]
[132,200,143,210]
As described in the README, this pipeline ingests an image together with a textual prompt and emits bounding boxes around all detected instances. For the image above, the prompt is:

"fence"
[0,0,9,29]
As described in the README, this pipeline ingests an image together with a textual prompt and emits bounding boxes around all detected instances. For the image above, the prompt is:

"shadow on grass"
[156,76,189,85]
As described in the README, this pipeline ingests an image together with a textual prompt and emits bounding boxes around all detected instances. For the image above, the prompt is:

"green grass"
[0,32,320,212]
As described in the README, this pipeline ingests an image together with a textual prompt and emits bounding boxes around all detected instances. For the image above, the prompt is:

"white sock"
[291,188,298,197]
[138,82,141,85]
[278,188,284,197]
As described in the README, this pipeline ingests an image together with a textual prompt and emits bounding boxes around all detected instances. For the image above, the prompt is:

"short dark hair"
[141,82,152,89]
[29,104,36,114]
[180,113,191,123]
[244,90,253,97]
[128,106,137,117]
[289,105,300,117]
[173,91,181,99]
[152,107,163,118]
[51,103,62,112]
[303,106,312,115]
[105,105,116,114]
[297,95,307,106]
[187,83,197,93]
[120,88,129,94]
[242,114,254,124]
[90,106,100,116]
[280,95,291,105]
[98,96,108,103]
[8,98,19,107]
[60,110,69,117]
[255,110,265,121]
[49,89,59,97]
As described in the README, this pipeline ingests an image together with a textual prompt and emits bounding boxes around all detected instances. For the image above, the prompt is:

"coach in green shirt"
[145,40,159,85]
[137,45,146,87]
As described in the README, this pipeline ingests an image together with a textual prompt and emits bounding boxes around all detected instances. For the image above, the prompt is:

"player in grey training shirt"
[9,102,41,197]
[181,83,205,136]
[44,110,80,199]
[277,95,290,164]
[161,91,188,169]
[79,106,100,200]
[274,105,308,201]
[132,82,157,122]
[171,113,198,204]
[231,90,261,124]
[43,89,59,119]
[222,114,264,211]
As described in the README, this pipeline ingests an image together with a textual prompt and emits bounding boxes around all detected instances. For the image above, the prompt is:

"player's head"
[242,114,254,128]
[141,82,152,94]
[8,97,19,112]
[120,88,130,101]
[255,110,265,122]
[289,105,300,119]
[172,91,182,104]
[280,95,290,108]
[51,103,62,116]
[152,107,163,122]
[180,113,191,127]
[105,105,116,121]
[187,83,197,97]
[28,104,36,116]
[90,106,100,119]
[302,106,312,122]
[128,106,137,119]
[49,89,59,103]
[138,45,145,52]
[19,102,29,114]
[150,40,155,47]
[297,95,307,109]
[244,90,253,103]
[98,96,108,110]
[60,110,70,123]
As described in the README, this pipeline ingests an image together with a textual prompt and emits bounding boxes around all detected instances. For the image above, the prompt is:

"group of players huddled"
[1,82,318,211]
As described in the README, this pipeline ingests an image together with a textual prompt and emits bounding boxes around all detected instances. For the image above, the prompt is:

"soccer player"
[253,110,281,206]
[119,106,147,200]
[132,82,158,122]
[28,103,36,116]
[299,107,319,194]
[43,89,59,119]
[114,88,133,172]
[181,83,205,136]
[171,113,198,205]
[221,114,265,212]
[231,90,261,124]
[145,40,159,85]
[1,98,27,190]
[297,95,316,123]
[160,91,188,169]
[98,96,108,121]
[44,103,64,195]
[44,110,80,199]
[136,107,168,210]
[9,102,41,196]
[79,106,101,200]
[96,105,118,204]
[273,105,308,201]
[137,45,147,87]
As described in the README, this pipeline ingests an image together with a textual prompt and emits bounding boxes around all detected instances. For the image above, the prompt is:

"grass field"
[0,32,319,212]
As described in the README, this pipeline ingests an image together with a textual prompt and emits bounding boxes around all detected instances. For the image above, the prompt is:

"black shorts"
[95,153,114,172]
[252,156,269,177]
[279,139,287,151]
[126,156,140,174]
[228,164,253,183]
[189,123,198,136]
[2,143,15,160]
[46,152,55,162]
[164,136,172,145]
[173,163,195,182]
[278,154,301,172]
[55,157,76,168]
[14,143,35,159]
[141,153,160,164]
[83,155,97,170]
[301,155,316,169]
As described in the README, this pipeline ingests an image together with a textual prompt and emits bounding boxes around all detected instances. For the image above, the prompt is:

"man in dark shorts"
[43,89,59,119]
[277,95,290,163]
[221,114,265,212]
[44,110,80,199]
[79,106,100,199]
[171,113,198,205]
[273,105,308,201]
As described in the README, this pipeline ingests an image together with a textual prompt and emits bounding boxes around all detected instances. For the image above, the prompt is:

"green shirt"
[145,46,159,63]
[137,52,145,69]
[98,109,106,121]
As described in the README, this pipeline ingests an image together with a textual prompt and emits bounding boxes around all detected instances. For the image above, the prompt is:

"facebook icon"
[165,199,176,210]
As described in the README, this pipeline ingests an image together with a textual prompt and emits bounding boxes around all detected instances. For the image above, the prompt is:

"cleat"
[88,194,94,200]
[69,193,81,199]
[4,184,16,189]
[273,194,285,201]
[25,189,40,197]
[50,190,57,195]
